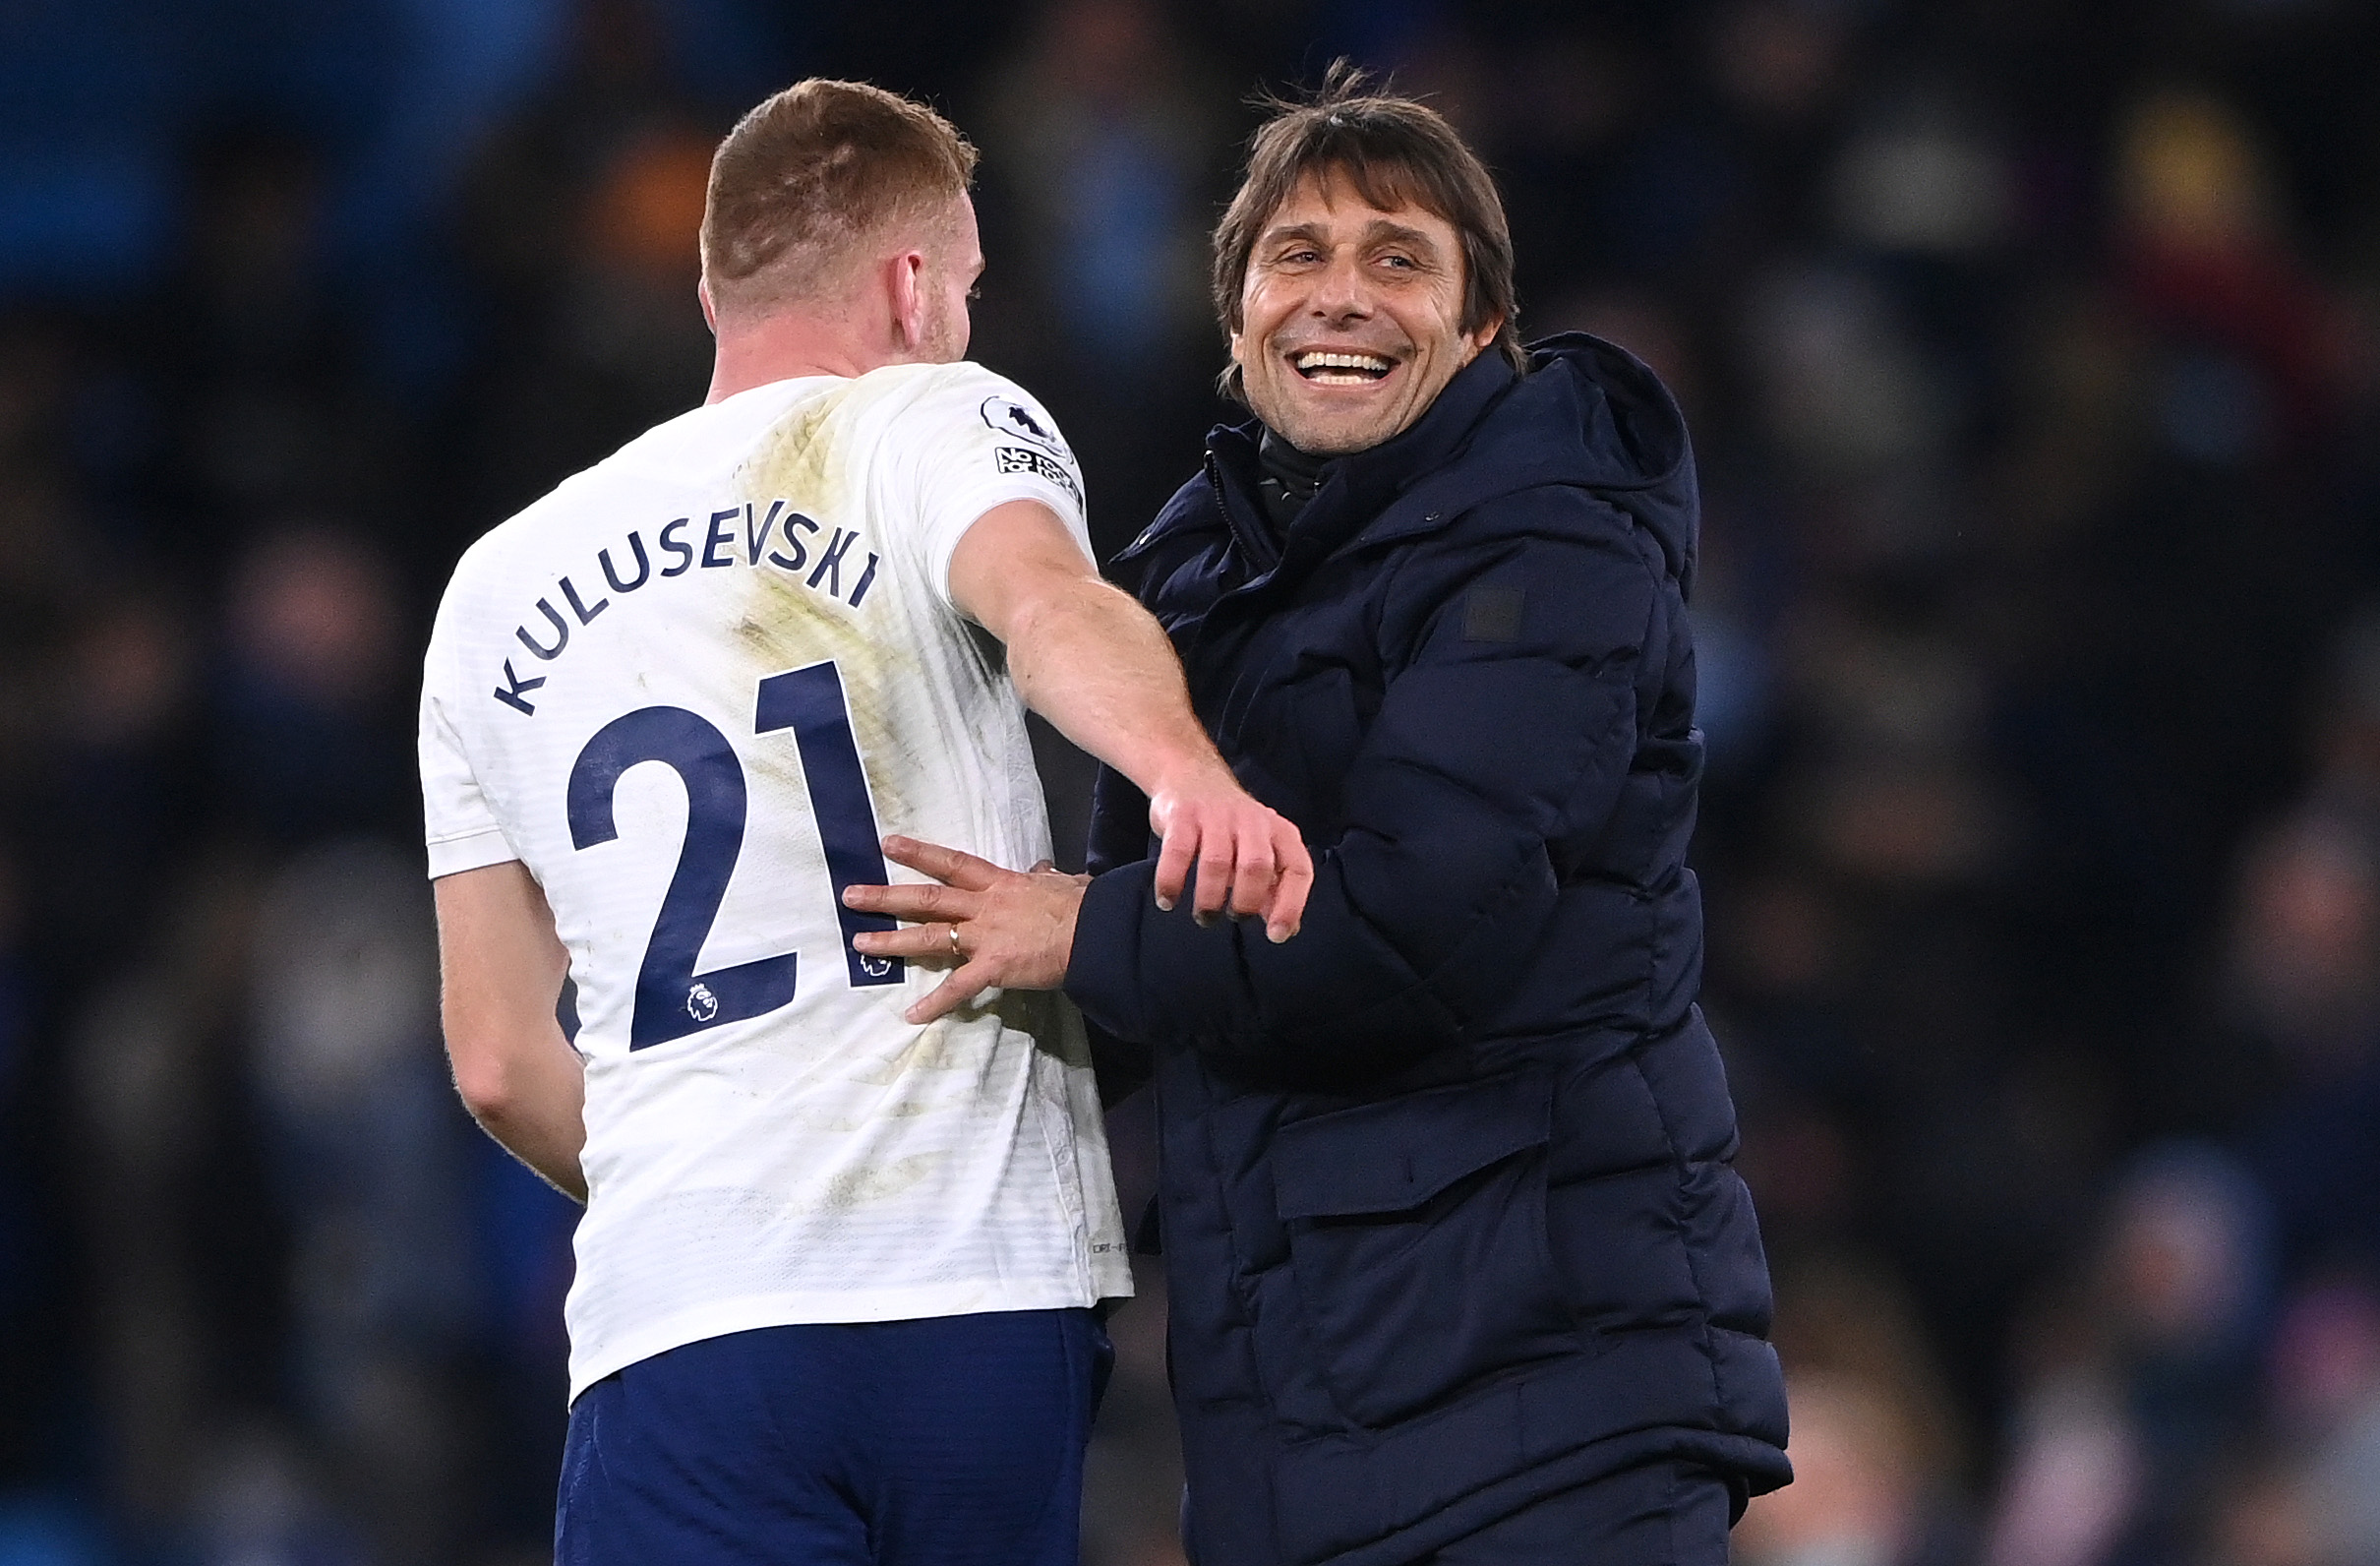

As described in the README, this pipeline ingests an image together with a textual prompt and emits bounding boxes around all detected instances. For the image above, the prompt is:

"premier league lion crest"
[980,394,1071,458]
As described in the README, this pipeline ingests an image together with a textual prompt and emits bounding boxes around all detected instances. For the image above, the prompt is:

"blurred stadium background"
[3,0,2380,1562]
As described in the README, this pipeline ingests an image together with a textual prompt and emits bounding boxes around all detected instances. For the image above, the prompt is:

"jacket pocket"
[1269,1071,1577,1428]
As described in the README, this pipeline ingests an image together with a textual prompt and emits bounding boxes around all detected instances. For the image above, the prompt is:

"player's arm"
[946,498,1312,939]
[434,860,587,1202]
[863,519,1659,1053]
[1061,523,1661,1063]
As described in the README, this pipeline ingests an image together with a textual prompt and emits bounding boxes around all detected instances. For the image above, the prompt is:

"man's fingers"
[1152,792,1309,927]
[1152,822,1195,914]
[1193,830,1236,924]
[844,881,975,922]
[1265,833,1315,943]
[852,923,968,961]
[1228,831,1279,919]
[902,959,994,1025]
[881,834,1002,891]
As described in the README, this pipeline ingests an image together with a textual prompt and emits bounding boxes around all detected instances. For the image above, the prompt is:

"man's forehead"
[1262,167,1455,242]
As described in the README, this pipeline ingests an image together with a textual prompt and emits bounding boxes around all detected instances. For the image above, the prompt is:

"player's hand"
[1145,761,1313,942]
[844,837,1089,1025]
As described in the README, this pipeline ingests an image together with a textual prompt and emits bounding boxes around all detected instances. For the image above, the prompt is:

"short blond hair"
[701,79,978,315]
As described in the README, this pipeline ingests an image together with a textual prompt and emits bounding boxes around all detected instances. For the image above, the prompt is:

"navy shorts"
[557,1309,1111,1566]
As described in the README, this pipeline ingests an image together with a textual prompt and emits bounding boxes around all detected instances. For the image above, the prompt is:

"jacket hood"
[1141,331,1699,593]
[1450,331,1699,590]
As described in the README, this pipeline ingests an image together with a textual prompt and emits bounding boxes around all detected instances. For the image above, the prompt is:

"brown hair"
[701,80,979,315]
[1212,63,1523,392]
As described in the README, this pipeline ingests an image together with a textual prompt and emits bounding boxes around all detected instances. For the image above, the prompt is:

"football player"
[418,79,1309,1566]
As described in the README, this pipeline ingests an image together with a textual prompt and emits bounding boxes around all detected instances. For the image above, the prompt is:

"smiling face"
[1229,167,1503,456]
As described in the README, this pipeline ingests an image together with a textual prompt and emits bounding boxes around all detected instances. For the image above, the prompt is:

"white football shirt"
[419,361,1131,1399]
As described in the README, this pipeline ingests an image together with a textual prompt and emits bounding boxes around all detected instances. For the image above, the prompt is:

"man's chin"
[1279,417,1396,458]
[1259,399,1395,457]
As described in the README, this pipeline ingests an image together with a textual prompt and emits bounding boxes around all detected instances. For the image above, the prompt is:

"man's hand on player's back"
[848,839,1087,1023]
[850,792,1312,1025]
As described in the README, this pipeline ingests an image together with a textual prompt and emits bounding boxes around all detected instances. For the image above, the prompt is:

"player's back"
[420,362,1128,1397]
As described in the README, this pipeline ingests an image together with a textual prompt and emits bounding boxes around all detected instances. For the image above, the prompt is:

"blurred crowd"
[3,0,2379,1563]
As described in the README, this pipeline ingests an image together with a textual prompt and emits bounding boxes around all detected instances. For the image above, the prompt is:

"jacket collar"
[1120,332,1701,597]
[1205,350,1521,571]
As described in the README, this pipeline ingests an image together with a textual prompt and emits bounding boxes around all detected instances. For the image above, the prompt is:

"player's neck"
[705,311,914,404]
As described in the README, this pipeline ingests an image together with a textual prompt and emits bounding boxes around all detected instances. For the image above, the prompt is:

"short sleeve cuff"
[426,827,520,879]
[925,477,1095,609]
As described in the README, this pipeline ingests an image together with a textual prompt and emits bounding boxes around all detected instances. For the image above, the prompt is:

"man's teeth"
[1293,351,1394,381]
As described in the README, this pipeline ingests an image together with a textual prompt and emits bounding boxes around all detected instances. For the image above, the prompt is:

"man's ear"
[1467,312,1506,355]
[888,249,928,353]
[697,276,718,333]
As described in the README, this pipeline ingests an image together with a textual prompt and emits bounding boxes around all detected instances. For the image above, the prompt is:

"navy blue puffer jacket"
[1067,335,1792,1566]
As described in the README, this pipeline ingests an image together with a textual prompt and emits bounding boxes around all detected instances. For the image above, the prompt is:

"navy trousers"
[557,1309,1110,1566]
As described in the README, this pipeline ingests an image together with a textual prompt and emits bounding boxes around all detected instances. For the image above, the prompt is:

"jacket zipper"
[1206,452,1281,576]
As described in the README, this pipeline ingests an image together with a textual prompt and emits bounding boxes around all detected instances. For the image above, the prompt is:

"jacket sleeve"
[1080,762,1157,1103]
[1064,499,1666,1069]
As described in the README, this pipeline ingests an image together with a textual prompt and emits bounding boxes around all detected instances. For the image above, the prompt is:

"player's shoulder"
[852,360,1074,458]
[854,357,1024,405]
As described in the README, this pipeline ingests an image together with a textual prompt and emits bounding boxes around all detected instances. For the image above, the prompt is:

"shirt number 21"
[565,660,901,1052]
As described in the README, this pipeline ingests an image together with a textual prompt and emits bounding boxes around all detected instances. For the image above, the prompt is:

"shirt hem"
[565,1272,1134,1403]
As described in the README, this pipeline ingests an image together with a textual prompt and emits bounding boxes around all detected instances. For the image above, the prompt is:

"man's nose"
[1309,253,1374,323]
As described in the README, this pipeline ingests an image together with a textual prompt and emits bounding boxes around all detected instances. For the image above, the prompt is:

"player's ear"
[889,249,927,354]
[697,276,718,334]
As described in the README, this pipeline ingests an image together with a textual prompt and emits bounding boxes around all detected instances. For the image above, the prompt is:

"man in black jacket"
[847,73,1792,1566]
